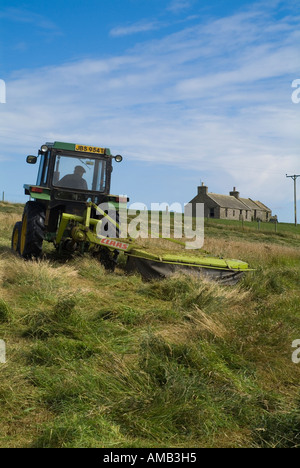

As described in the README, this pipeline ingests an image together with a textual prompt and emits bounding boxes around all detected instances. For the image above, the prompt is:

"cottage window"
[210,208,215,218]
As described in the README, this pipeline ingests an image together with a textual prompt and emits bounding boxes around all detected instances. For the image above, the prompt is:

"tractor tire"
[97,247,119,272]
[20,202,46,259]
[11,221,22,254]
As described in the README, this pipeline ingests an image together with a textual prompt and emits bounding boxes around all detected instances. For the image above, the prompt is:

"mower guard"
[125,249,253,284]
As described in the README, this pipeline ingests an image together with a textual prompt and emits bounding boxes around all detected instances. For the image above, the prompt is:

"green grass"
[204,217,300,241]
[1,203,300,447]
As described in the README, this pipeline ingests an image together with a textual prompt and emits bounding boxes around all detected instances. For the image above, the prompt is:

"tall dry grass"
[203,238,300,265]
[1,204,300,448]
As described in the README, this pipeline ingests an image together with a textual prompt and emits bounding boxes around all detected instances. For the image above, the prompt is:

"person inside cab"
[56,165,88,190]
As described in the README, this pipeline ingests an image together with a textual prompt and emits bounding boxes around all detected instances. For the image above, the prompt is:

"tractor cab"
[25,142,123,205]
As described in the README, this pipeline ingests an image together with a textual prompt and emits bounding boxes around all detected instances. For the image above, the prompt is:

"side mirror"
[26,155,37,164]
[114,155,123,163]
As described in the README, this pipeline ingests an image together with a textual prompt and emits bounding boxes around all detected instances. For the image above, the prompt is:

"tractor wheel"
[11,221,22,254]
[20,202,46,259]
[97,247,119,272]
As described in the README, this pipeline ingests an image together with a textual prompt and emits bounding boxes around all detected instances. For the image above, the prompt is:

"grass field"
[1,202,300,448]
[205,217,300,238]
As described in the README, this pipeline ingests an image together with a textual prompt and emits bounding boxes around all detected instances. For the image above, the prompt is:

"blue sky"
[0,0,299,222]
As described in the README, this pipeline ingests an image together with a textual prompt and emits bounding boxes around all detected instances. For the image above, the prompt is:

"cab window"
[36,152,50,187]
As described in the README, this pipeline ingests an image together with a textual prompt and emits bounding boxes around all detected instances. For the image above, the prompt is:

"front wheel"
[11,221,22,254]
[20,202,46,259]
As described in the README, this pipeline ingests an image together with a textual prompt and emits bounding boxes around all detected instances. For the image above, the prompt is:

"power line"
[286,174,300,226]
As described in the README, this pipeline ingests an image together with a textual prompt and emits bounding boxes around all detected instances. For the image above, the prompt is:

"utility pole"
[286,174,300,226]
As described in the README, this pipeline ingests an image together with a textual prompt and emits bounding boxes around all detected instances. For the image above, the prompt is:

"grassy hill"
[1,202,300,448]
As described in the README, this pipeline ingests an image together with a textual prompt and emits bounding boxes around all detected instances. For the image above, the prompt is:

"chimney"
[198,182,208,196]
[230,187,240,199]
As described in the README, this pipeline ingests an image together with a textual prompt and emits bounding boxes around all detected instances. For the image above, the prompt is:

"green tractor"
[12,141,129,270]
[11,140,253,284]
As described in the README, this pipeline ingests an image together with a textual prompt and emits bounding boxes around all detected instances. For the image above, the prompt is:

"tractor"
[11,141,129,270]
[11,141,253,284]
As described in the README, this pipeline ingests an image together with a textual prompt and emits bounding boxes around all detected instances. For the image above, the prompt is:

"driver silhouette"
[56,166,88,190]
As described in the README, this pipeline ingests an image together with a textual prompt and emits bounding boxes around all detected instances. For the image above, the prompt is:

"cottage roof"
[208,193,251,210]
[253,200,271,212]
[239,198,261,211]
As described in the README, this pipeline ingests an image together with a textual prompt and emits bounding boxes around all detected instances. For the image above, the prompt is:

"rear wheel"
[20,202,46,259]
[11,221,22,254]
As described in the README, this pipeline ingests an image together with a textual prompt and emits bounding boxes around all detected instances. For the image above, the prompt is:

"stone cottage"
[187,184,272,222]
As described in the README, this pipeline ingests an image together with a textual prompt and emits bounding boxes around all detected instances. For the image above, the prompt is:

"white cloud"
[110,21,161,37]
[167,0,193,13]
[0,7,59,31]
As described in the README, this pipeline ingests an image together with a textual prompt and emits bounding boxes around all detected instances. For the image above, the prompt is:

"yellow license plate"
[75,145,106,154]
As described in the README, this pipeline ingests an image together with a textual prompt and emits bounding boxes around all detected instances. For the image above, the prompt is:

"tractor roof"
[44,141,111,156]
